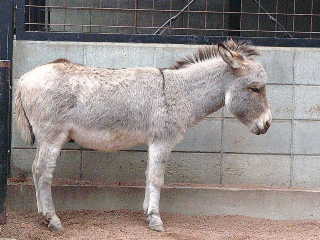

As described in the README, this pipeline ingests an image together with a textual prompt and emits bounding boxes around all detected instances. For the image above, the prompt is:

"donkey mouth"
[251,128,263,135]
[250,121,270,135]
[251,128,266,135]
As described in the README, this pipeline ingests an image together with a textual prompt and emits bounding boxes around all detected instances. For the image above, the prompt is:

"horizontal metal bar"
[15,31,320,47]
[22,23,320,35]
[24,5,320,17]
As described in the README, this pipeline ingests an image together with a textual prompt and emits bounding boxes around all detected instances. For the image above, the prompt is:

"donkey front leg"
[145,142,171,232]
[33,143,63,232]
[143,158,150,214]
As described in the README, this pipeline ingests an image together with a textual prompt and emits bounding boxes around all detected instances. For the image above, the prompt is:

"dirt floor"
[1,210,320,240]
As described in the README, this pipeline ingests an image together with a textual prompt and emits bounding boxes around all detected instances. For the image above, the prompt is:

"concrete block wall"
[10,40,320,189]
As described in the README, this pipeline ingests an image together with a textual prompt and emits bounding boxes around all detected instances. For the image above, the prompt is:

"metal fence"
[15,0,320,47]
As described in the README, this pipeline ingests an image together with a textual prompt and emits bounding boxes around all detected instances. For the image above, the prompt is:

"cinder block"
[257,48,294,84]
[293,155,320,188]
[293,120,320,154]
[56,150,82,179]
[81,151,221,184]
[11,149,35,178]
[81,151,147,183]
[294,86,320,120]
[223,119,291,154]
[223,154,291,186]
[268,84,294,119]
[175,119,222,152]
[173,46,198,62]
[154,46,176,68]
[84,43,155,68]
[224,84,294,119]
[13,41,85,80]
[166,153,221,184]
[11,149,81,180]
[294,48,320,85]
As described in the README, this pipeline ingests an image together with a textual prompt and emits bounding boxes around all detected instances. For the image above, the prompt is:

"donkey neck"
[164,58,231,125]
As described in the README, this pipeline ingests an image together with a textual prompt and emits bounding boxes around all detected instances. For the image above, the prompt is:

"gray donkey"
[15,40,272,232]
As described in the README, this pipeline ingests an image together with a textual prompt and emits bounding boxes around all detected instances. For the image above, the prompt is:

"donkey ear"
[218,43,244,69]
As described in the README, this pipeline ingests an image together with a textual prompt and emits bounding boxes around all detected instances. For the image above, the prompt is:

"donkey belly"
[69,126,148,151]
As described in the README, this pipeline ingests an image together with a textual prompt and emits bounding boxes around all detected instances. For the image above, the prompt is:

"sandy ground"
[1,210,320,240]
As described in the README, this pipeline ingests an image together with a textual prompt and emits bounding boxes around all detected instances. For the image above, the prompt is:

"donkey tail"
[15,87,35,145]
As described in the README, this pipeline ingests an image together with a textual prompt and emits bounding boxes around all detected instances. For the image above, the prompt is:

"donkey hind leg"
[145,142,172,232]
[32,149,41,213]
[33,139,66,232]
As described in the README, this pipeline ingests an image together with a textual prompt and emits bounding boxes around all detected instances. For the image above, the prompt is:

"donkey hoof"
[148,214,164,232]
[149,223,165,232]
[48,221,64,232]
[47,216,64,232]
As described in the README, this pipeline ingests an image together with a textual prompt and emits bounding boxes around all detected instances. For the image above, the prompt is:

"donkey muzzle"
[250,110,272,135]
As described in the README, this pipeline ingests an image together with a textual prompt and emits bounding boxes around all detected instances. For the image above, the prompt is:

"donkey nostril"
[265,120,271,129]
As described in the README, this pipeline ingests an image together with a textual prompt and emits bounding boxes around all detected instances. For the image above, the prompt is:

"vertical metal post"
[229,1,241,36]
[0,0,13,225]
[0,61,11,225]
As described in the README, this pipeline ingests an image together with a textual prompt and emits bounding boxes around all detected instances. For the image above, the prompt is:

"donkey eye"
[250,87,260,93]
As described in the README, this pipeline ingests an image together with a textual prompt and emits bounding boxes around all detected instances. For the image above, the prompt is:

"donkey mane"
[171,39,259,70]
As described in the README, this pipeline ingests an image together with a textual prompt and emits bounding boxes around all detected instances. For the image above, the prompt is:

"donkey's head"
[219,41,272,135]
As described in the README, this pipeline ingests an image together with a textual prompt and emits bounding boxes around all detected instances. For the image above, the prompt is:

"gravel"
[1,210,320,240]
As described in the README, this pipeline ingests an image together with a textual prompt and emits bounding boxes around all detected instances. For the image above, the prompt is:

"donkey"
[15,40,271,232]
